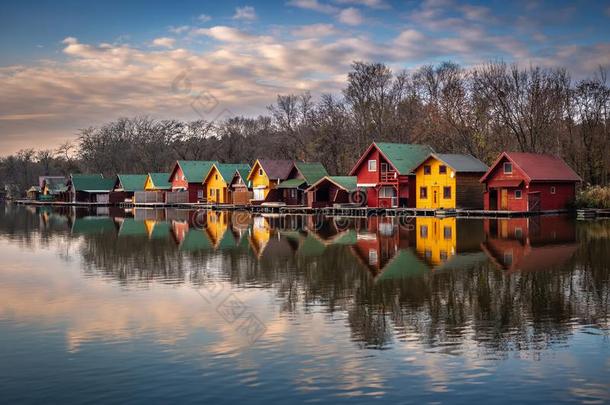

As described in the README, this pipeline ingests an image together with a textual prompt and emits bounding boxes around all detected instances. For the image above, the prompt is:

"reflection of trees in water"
[2,206,609,353]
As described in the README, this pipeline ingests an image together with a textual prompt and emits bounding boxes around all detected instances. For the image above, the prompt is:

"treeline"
[1,60,609,193]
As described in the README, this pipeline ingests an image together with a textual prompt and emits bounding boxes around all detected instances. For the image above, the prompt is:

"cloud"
[287,0,338,14]
[193,26,262,42]
[233,6,257,21]
[338,7,364,25]
[198,14,212,22]
[334,0,389,9]
[291,23,338,38]
[169,25,190,34]
[152,37,175,48]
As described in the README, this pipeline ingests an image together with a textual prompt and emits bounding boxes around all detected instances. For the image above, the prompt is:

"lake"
[0,204,609,404]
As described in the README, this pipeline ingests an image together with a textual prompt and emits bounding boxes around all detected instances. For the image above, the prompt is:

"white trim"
[357,183,376,187]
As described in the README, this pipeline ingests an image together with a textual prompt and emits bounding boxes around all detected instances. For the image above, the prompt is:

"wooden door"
[500,189,508,210]
[432,186,439,208]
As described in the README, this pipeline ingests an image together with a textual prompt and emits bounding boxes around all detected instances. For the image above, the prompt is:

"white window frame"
[379,186,395,198]
[503,162,513,174]
[550,186,556,194]
[197,189,204,199]
[515,189,522,199]
[368,249,378,265]
[368,159,377,172]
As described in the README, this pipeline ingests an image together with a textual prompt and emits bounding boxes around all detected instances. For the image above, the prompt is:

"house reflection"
[481,216,578,273]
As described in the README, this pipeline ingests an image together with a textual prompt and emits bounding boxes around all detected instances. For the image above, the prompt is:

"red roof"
[481,152,582,182]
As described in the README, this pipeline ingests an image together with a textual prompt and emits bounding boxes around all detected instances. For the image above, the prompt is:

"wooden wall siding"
[109,191,131,204]
[134,191,165,204]
[455,174,485,209]
[134,208,165,221]
[231,190,252,205]
[529,182,576,210]
[415,157,456,209]
[307,183,350,208]
[165,191,189,204]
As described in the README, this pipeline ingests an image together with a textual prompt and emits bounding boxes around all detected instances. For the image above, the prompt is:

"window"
[215,174,218,180]
[420,225,428,238]
[210,189,215,197]
[439,165,447,174]
[550,186,556,194]
[197,190,203,199]
[444,226,452,240]
[423,165,431,175]
[258,168,263,176]
[368,159,377,172]
[515,190,522,199]
[253,188,265,200]
[379,186,396,198]
[443,186,451,199]
[420,187,428,199]
[369,249,378,265]
[515,228,523,239]
[503,162,513,174]
[440,250,448,262]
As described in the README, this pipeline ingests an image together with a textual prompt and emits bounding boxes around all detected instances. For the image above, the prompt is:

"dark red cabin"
[349,142,433,208]
[480,152,581,212]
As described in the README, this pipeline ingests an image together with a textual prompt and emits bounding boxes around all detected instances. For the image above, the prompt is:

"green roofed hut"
[349,142,434,208]
[67,174,115,204]
[111,174,148,204]
[277,162,328,206]
[168,160,218,203]
[305,176,358,208]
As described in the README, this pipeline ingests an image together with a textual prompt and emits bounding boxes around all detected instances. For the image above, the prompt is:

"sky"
[1,0,610,155]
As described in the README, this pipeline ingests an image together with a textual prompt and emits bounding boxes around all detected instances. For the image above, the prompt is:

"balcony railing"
[380,170,398,183]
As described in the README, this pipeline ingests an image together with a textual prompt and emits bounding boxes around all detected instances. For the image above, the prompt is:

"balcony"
[380,169,398,183]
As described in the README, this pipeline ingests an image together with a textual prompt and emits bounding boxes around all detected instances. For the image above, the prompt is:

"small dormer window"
[368,160,377,172]
[504,162,513,174]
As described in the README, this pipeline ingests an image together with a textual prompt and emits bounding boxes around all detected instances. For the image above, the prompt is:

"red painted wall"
[169,165,204,203]
[353,148,381,185]
[529,182,576,210]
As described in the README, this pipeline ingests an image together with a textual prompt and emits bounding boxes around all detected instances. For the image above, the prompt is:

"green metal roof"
[71,217,116,235]
[180,229,212,252]
[277,178,306,189]
[213,163,251,184]
[217,231,237,250]
[176,160,218,183]
[375,142,434,175]
[149,172,171,190]
[294,162,328,184]
[376,249,429,282]
[116,174,148,192]
[71,174,115,192]
[328,176,358,192]
[118,218,148,237]
[332,230,357,245]
[298,235,326,257]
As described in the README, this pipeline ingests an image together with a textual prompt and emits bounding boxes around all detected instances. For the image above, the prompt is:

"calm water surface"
[1,204,609,404]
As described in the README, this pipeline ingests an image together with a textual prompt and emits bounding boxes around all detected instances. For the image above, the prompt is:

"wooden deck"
[9,199,587,218]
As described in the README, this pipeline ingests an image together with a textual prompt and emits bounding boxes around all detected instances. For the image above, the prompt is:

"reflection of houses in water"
[204,211,240,250]
[249,215,271,257]
[71,216,118,235]
[481,216,578,273]
[415,217,486,271]
[350,216,422,279]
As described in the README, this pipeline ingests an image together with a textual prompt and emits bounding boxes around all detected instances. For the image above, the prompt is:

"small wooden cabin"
[39,176,67,200]
[66,174,115,204]
[414,153,488,210]
[480,152,581,212]
[306,176,358,208]
[203,163,251,204]
[134,172,171,204]
[349,142,433,208]
[167,160,217,204]
[277,162,328,206]
[228,168,252,205]
[247,159,293,204]
[110,174,148,203]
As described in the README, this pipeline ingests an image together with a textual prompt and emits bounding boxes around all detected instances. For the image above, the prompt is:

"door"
[431,186,440,208]
[254,188,265,201]
[500,189,508,210]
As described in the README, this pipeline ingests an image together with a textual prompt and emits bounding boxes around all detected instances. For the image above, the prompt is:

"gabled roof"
[39,176,67,189]
[419,153,489,173]
[248,159,293,181]
[277,178,306,189]
[481,152,582,182]
[115,174,148,192]
[350,142,434,175]
[293,162,328,184]
[173,160,218,183]
[70,174,115,192]
[306,176,358,192]
[148,172,171,190]
[206,163,251,184]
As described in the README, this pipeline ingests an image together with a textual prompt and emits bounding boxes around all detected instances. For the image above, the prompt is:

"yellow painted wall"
[415,156,456,209]
[144,175,155,191]
[205,166,229,203]
[250,216,270,256]
[249,160,272,200]
[415,217,456,267]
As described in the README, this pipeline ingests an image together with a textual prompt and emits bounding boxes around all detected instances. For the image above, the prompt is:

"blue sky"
[1,0,610,154]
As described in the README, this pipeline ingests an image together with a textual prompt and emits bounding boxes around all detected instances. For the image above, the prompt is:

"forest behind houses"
[1,61,609,194]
